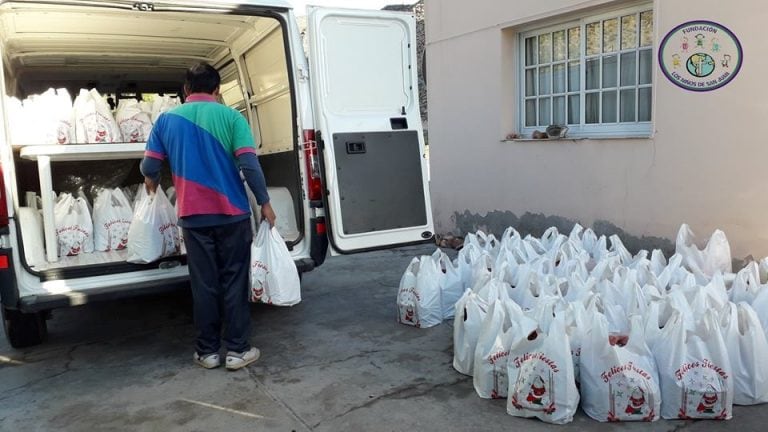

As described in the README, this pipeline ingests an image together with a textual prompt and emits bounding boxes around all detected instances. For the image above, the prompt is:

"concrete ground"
[1,245,766,432]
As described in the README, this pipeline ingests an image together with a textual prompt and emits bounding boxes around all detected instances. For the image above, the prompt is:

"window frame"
[518,4,654,139]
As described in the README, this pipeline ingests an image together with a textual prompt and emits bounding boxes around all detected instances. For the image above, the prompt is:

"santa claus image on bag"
[527,376,547,405]
[403,306,415,324]
[697,386,719,414]
[625,387,646,415]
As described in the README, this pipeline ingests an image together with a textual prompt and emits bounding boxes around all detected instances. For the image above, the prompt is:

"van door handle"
[346,142,366,154]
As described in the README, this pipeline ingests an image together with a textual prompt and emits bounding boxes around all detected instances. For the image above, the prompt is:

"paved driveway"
[1,245,766,431]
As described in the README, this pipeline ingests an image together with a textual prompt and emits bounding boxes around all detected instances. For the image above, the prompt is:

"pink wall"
[427,0,768,258]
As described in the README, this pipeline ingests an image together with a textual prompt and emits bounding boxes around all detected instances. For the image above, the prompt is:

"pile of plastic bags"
[397,224,768,424]
[6,89,180,145]
[38,185,182,264]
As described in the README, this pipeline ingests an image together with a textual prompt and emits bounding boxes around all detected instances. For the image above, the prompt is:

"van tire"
[2,307,47,348]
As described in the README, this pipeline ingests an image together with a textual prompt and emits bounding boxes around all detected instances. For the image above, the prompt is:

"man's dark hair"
[185,62,221,94]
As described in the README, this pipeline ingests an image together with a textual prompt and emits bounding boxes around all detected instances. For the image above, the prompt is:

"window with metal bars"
[520,5,654,138]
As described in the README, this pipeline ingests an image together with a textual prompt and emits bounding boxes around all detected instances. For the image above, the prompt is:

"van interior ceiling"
[0,1,302,272]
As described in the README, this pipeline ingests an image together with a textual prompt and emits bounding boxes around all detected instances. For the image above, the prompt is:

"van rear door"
[307,7,433,253]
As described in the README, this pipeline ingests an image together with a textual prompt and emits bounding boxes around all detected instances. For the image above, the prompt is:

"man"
[141,62,276,371]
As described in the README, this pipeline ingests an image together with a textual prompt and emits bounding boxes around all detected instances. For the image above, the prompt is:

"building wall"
[426,0,768,258]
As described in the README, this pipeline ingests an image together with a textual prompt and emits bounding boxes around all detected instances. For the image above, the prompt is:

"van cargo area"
[0,1,305,278]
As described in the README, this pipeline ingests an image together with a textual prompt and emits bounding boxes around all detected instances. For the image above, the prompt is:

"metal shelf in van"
[19,143,146,162]
[19,143,146,263]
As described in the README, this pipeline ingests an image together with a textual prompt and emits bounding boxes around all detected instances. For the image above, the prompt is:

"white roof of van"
[168,0,293,9]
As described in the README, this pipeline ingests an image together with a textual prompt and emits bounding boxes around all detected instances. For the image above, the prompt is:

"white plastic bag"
[507,315,580,424]
[54,193,94,257]
[435,250,463,320]
[18,206,46,267]
[74,89,121,143]
[720,302,768,405]
[474,299,536,399]
[249,222,301,306]
[396,255,442,328]
[456,243,481,289]
[654,309,733,420]
[397,258,421,326]
[115,99,153,142]
[473,299,513,399]
[675,224,732,277]
[581,313,661,422]
[93,188,133,252]
[151,95,181,123]
[453,289,488,375]
[731,262,765,304]
[36,88,74,145]
[126,188,179,263]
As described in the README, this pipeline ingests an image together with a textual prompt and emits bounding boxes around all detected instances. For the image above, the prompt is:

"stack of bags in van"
[397,224,768,424]
[5,89,180,145]
[27,184,181,266]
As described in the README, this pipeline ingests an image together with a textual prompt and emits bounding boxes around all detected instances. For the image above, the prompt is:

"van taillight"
[0,164,7,227]
[303,129,323,202]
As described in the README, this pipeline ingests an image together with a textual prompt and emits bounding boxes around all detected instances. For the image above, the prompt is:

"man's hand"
[260,202,277,227]
[144,177,158,194]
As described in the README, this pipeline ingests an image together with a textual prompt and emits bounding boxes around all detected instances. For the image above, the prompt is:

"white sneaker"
[193,352,221,369]
[225,347,260,370]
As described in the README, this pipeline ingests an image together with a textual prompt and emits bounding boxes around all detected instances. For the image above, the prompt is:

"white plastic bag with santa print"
[74,89,121,143]
[396,255,442,328]
[473,298,537,399]
[115,99,153,143]
[507,314,580,425]
[720,302,768,405]
[654,308,733,420]
[397,258,420,326]
[580,313,661,422]
[36,88,75,145]
[54,193,94,257]
[453,289,488,375]
[93,188,133,252]
[249,222,301,306]
[126,187,180,263]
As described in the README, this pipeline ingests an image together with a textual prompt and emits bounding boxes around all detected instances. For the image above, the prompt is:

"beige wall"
[426,0,768,258]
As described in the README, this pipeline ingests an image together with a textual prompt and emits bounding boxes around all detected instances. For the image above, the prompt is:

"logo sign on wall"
[659,20,743,92]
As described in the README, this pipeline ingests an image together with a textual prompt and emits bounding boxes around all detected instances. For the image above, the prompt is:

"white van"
[0,0,433,347]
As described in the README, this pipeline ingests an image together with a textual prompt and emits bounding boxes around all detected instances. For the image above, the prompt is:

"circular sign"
[659,20,743,92]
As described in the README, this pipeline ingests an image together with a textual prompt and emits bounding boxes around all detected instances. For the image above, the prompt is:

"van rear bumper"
[14,258,316,313]
[18,276,191,312]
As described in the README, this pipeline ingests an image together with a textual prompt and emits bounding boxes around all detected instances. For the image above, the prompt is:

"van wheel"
[1,308,47,348]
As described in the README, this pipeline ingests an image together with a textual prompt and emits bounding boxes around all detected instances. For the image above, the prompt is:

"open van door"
[307,6,433,254]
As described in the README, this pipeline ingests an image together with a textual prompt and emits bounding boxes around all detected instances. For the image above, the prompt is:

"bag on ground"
[580,313,661,422]
[720,302,768,405]
[675,224,732,278]
[474,299,536,399]
[93,187,133,251]
[654,309,733,420]
[126,187,179,263]
[54,193,94,257]
[453,289,488,375]
[435,250,463,320]
[507,314,580,424]
[250,222,301,306]
[396,255,442,328]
